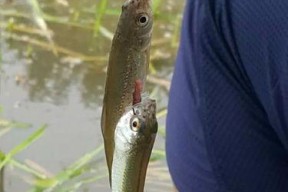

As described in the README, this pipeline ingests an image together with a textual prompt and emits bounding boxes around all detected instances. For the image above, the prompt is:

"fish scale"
[112,98,158,192]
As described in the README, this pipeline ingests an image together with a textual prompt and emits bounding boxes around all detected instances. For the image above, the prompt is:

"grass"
[93,0,108,37]
[0,0,182,60]
[32,145,106,191]
[0,107,45,191]
[0,126,46,169]
[0,106,108,191]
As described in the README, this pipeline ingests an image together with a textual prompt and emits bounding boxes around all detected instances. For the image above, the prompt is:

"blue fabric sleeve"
[166,0,288,192]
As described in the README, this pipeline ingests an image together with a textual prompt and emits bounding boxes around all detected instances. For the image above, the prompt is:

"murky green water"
[0,0,184,191]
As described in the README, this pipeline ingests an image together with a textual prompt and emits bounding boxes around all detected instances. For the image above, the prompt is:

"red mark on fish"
[133,80,143,105]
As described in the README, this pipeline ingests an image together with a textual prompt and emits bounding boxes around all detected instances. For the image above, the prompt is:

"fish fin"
[101,105,113,186]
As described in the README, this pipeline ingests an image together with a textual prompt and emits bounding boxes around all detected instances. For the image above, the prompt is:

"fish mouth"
[132,80,156,118]
[123,93,156,118]
[132,96,156,121]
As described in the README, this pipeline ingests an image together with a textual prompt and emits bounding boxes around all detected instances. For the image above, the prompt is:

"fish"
[111,96,158,192]
[101,0,153,182]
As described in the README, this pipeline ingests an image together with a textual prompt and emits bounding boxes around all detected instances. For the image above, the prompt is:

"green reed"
[0,106,107,191]
[94,0,108,37]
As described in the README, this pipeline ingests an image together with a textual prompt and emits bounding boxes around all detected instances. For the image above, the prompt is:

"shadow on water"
[0,0,184,191]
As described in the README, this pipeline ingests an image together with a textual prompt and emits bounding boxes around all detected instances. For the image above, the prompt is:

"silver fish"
[112,97,157,192]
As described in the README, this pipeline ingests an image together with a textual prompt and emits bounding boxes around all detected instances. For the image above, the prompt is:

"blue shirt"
[166,0,288,191]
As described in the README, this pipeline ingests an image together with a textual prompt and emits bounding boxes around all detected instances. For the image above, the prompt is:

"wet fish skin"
[101,0,153,182]
[112,97,157,192]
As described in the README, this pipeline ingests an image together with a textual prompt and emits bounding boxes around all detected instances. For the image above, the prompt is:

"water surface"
[0,0,184,191]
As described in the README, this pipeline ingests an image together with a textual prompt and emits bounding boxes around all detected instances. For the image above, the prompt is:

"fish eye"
[130,117,141,132]
[136,14,149,26]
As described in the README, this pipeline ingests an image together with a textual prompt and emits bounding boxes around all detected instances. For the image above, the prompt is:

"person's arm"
[166,1,220,191]
[228,0,288,152]
[166,0,288,191]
